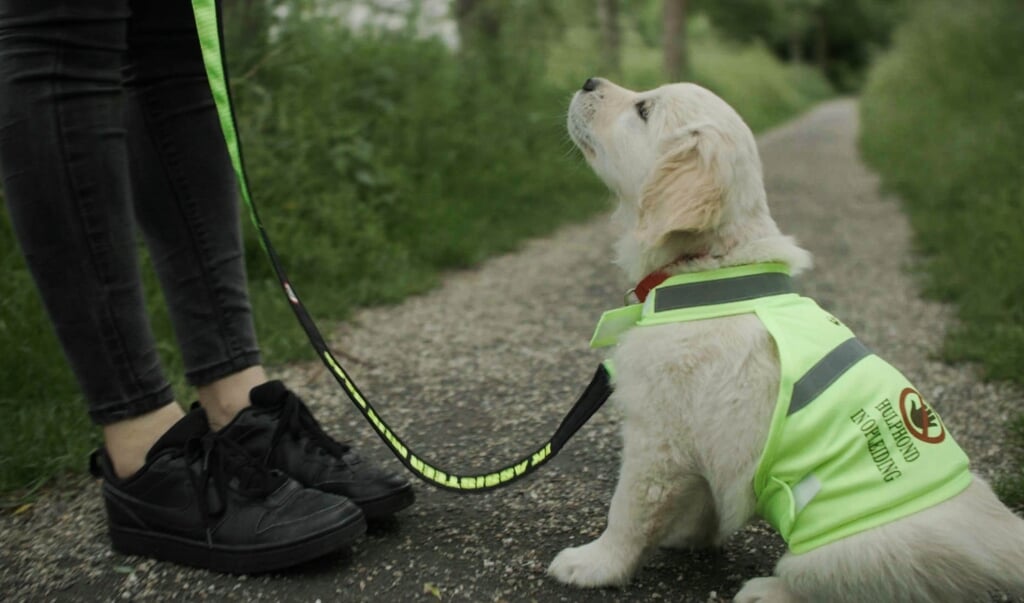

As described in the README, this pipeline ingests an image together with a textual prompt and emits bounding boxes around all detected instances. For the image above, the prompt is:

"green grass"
[859,0,1024,507]
[0,245,96,501]
[0,11,832,500]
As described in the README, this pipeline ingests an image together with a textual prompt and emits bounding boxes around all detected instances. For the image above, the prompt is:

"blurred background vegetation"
[1,0,1019,508]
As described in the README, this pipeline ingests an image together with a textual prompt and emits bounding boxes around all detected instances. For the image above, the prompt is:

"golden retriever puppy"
[548,77,1024,602]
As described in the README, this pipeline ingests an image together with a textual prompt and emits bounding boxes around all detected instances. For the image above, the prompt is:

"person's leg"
[0,0,183,478]
[122,0,262,430]
[196,365,267,428]
[101,402,185,476]
[0,1,367,572]
[121,0,413,517]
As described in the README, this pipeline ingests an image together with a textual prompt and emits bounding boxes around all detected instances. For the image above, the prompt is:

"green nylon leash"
[189,0,612,492]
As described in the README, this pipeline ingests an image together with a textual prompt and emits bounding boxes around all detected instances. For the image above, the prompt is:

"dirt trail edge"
[3,99,1021,602]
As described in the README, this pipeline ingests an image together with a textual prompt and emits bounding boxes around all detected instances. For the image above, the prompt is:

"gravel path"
[3,99,1021,602]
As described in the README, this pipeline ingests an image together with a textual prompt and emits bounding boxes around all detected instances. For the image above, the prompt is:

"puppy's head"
[568,78,799,279]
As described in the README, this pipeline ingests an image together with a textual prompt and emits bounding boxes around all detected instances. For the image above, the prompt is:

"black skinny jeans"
[0,0,261,425]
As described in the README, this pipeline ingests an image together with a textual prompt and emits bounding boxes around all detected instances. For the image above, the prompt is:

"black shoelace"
[184,434,287,547]
[268,393,353,461]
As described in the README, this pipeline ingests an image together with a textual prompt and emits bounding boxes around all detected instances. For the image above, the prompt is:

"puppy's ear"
[637,125,725,247]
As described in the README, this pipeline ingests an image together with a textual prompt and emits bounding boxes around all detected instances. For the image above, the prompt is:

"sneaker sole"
[108,507,366,574]
[354,485,416,520]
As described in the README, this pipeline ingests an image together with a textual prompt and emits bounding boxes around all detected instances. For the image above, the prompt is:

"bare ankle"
[103,402,186,479]
[198,365,268,430]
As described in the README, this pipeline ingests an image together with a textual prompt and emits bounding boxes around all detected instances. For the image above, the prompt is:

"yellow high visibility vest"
[592,263,972,553]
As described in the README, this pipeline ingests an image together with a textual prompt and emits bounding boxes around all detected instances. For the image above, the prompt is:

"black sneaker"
[214,381,415,520]
[89,409,366,573]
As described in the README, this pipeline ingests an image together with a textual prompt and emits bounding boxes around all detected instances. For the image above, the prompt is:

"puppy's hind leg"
[548,423,703,588]
[659,474,718,550]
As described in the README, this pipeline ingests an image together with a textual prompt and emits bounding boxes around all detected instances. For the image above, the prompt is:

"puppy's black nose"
[582,77,599,92]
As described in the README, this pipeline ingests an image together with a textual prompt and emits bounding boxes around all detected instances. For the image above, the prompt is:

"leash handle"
[190,0,611,492]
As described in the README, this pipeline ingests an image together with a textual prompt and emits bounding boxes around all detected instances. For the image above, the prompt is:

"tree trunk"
[597,0,621,77]
[454,0,476,37]
[789,29,803,64]
[455,0,501,51]
[814,10,828,74]
[662,0,689,81]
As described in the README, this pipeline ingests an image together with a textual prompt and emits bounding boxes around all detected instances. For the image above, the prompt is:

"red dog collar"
[630,253,708,303]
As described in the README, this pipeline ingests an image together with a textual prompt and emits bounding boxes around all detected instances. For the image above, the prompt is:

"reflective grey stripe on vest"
[653,272,793,313]
[788,337,872,415]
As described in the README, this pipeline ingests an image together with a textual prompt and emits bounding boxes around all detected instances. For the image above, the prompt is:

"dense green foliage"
[0,3,831,498]
[859,0,1024,505]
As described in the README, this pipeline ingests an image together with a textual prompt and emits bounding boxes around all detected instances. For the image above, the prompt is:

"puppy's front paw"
[734,577,804,603]
[547,541,635,588]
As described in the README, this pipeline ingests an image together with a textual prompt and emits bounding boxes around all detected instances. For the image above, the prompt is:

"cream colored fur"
[549,78,1024,602]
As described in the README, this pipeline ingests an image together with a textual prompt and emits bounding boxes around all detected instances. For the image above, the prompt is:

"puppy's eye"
[635,101,650,122]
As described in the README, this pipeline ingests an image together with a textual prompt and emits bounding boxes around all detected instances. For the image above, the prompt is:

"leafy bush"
[861,0,1024,382]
